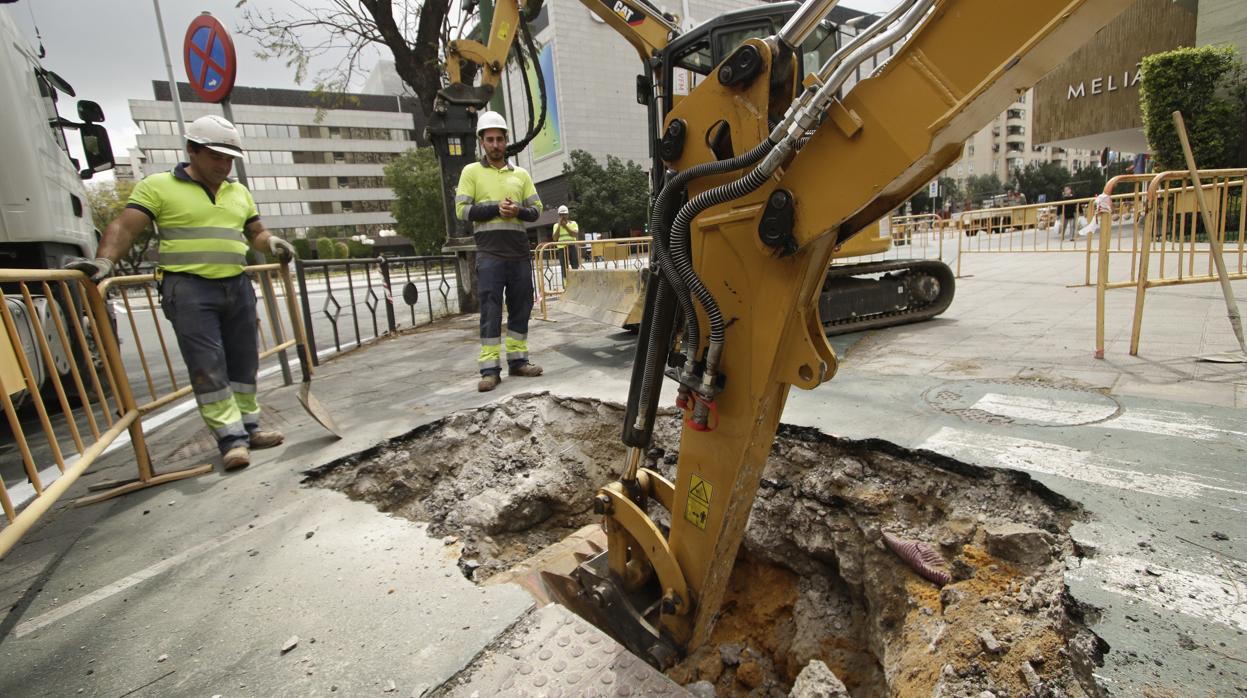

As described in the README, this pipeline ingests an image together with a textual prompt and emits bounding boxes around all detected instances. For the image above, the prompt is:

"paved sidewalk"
[1,251,1243,696]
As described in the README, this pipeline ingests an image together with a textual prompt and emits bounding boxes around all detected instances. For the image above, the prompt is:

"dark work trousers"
[476,254,534,376]
[160,272,260,454]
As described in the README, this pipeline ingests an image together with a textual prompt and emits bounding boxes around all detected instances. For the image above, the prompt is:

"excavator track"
[819,259,955,335]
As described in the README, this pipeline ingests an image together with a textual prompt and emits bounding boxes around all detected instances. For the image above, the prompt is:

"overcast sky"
[8,0,895,175]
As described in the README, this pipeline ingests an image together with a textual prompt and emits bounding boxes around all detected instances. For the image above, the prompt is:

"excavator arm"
[542,0,1134,666]
[580,0,682,63]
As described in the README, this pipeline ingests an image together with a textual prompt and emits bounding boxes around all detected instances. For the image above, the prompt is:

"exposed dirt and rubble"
[307,393,1105,697]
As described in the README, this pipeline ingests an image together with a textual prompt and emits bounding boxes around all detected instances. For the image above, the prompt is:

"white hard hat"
[476,111,509,137]
[186,115,245,159]
[557,205,569,215]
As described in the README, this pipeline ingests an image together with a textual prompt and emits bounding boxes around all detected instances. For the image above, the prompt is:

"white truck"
[0,5,116,406]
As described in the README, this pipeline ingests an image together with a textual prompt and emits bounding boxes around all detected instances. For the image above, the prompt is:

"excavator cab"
[556,2,955,336]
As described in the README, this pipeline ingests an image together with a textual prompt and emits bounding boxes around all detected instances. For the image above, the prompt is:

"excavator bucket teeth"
[573,551,593,564]
[538,570,616,633]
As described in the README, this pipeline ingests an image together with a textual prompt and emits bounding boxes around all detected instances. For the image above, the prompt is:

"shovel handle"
[278,261,314,383]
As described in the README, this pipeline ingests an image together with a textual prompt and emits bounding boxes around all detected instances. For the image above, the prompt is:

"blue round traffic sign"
[183,13,236,103]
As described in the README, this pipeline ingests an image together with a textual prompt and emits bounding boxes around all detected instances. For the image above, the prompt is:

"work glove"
[64,257,114,282]
[269,236,297,263]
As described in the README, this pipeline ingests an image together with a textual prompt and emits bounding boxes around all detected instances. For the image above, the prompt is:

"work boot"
[222,446,251,471]
[508,363,543,377]
[478,374,501,392]
[249,429,285,449]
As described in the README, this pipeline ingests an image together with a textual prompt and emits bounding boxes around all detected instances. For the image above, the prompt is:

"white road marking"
[1100,406,1247,442]
[972,393,1116,424]
[1067,555,1247,631]
[919,426,1247,507]
[972,393,1247,442]
[12,505,298,639]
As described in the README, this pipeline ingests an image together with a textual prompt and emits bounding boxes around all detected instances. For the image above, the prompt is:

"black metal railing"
[294,255,460,365]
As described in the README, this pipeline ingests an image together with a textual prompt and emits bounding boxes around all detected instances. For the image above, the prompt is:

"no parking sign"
[183,13,236,103]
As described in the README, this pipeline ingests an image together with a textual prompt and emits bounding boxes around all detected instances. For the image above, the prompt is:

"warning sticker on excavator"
[685,475,713,530]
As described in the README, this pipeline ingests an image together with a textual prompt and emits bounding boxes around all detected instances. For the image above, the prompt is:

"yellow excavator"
[435,0,1132,667]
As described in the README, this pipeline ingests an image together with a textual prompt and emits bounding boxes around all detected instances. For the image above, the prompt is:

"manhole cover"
[923,379,1121,427]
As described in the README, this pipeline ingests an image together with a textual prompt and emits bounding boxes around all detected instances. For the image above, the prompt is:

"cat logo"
[611,1,646,26]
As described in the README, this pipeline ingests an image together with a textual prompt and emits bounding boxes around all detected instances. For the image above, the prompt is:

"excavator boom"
[558,0,1134,664]
[433,0,1134,668]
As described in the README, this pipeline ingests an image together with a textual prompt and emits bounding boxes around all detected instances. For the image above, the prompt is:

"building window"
[967,145,975,156]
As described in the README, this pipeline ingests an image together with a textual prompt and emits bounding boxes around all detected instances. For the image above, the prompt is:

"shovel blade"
[299,382,342,438]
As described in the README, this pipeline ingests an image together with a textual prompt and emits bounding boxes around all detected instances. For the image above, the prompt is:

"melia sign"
[1066,65,1143,100]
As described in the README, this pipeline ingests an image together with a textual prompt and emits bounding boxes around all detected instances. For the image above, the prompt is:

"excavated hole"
[307,393,1105,697]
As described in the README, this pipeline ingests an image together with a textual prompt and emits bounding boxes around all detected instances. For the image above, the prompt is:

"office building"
[128,81,426,241]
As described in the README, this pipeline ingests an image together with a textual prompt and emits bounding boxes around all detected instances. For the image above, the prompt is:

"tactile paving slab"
[445,604,690,697]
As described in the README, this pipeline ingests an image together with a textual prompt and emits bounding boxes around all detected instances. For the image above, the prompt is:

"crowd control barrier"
[1094,169,1247,356]
[0,263,316,557]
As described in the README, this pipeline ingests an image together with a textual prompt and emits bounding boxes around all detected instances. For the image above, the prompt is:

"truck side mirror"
[78,123,115,179]
[77,100,105,124]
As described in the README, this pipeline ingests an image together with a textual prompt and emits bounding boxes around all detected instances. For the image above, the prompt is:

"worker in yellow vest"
[455,111,544,392]
[66,115,296,471]
[554,204,580,275]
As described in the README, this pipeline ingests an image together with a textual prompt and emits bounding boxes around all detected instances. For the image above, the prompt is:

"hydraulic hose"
[649,139,775,358]
[633,139,775,431]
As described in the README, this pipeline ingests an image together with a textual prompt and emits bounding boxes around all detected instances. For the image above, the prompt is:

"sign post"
[183,13,244,181]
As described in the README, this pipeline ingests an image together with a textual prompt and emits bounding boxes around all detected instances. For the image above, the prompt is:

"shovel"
[278,260,343,437]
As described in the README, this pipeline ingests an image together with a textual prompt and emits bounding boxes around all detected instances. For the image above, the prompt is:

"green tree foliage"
[384,148,446,254]
[292,238,313,260]
[347,239,373,258]
[937,176,963,211]
[1140,45,1247,170]
[964,174,1004,206]
[1067,161,1133,199]
[1011,161,1070,205]
[87,180,153,274]
[334,241,350,259]
[316,237,335,260]
[562,150,649,237]
[907,187,931,214]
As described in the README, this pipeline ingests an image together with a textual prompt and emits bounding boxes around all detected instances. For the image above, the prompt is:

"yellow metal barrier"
[534,237,651,323]
[0,269,166,556]
[1124,169,1247,356]
[0,264,309,556]
[877,214,957,264]
[952,186,1154,285]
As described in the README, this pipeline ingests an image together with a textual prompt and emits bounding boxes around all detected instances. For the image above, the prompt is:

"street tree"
[384,148,445,254]
[1011,161,1070,205]
[936,176,963,212]
[906,187,931,215]
[237,0,453,118]
[964,174,1004,206]
[1140,45,1247,170]
[87,180,153,274]
[562,150,649,237]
